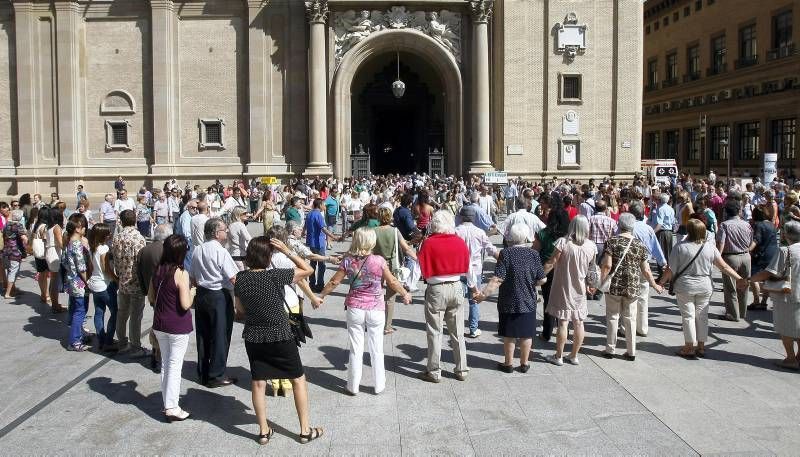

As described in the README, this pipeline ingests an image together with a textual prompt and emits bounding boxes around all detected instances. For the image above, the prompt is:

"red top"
[565,205,578,221]
[418,234,469,279]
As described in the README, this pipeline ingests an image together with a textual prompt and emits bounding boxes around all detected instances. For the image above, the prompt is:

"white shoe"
[165,407,190,422]
[565,356,580,366]
[546,355,563,366]
[466,329,482,338]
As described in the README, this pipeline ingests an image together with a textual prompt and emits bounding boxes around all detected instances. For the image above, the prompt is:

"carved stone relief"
[554,12,587,63]
[333,7,462,66]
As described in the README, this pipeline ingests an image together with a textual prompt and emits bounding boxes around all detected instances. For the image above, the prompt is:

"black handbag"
[284,295,312,347]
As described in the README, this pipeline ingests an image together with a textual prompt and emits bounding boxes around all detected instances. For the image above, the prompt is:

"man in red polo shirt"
[417,210,470,383]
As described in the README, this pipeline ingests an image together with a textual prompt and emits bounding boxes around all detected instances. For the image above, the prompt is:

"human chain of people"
[1,171,798,446]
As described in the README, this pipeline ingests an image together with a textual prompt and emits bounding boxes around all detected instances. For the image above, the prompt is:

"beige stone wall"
[0,17,15,169]
[178,16,246,162]
[84,19,150,162]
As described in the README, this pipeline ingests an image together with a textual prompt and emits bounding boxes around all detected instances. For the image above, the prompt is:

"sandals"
[257,426,274,445]
[67,343,90,352]
[383,328,395,335]
[299,427,324,444]
[497,362,513,373]
[675,350,698,360]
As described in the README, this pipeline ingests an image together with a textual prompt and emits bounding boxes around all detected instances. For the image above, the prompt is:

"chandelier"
[391,51,405,99]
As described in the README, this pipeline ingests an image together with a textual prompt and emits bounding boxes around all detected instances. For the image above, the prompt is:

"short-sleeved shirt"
[234,268,295,343]
[494,246,545,314]
[716,217,753,254]
[191,239,239,290]
[667,240,722,295]
[603,236,650,298]
[62,239,87,297]
[2,222,24,261]
[305,209,326,249]
[286,207,303,225]
[324,196,340,216]
[112,227,146,295]
[340,254,386,311]
[100,201,116,222]
[87,244,110,293]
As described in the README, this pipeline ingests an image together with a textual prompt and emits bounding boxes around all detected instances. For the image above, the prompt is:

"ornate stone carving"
[305,0,328,24]
[334,7,462,66]
[555,12,588,63]
[468,0,494,23]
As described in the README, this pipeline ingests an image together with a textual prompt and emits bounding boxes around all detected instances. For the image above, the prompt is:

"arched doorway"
[332,29,463,178]
[351,52,444,175]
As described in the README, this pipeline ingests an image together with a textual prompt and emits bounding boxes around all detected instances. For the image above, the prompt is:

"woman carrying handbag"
[371,207,416,334]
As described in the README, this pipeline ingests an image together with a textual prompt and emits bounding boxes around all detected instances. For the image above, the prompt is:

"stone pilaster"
[54,1,82,178]
[11,2,36,174]
[303,0,332,176]
[469,0,494,173]
[150,0,178,175]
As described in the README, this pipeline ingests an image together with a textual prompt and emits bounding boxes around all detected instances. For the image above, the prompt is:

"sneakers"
[466,329,482,338]
[67,343,90,352]
[546,355,563,366]
[565,356,580,366]
[418,371,441,383]
[455,371,468,381]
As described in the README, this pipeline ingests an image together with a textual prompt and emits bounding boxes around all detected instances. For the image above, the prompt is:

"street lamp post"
[721,138,730,181]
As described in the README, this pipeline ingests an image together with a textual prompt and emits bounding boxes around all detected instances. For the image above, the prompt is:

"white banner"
[484,171,508,184]
[763,153,778,185]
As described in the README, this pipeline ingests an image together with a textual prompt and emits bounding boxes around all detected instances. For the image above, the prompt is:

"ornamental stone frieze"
[333,6,462,66]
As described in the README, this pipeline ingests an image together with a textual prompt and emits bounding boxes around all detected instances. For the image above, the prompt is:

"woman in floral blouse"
[599,213,663,361]
[62,213,90,351]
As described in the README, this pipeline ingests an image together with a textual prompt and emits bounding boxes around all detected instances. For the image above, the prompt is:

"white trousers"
[675,291,712,345]
[346,308,386,394]
[635,278,650,335]
[605,294,637,356]
[154,330,190,410]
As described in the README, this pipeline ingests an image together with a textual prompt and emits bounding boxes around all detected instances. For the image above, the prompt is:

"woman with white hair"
[542,215,597,366]
[600,213,664,361]
[3,209,28,298]
[227,205,253,271]
[475,223,546,373]
[318,228,411,395]
[748,221,800,369]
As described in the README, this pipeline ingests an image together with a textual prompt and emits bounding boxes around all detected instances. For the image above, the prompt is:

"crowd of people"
[2,170,799,445]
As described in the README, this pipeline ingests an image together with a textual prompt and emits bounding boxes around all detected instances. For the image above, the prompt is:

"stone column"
[245,0,269,174]
[54,1,82,177]
[11,2,36,173]
[303,0,332,176]
[469,0,494,173]
[150,0,177,175]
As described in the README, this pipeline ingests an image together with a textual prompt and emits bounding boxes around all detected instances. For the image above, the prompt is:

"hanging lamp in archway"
[391,51,406,98]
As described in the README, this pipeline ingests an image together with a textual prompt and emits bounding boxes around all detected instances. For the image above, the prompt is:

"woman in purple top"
[318,228,410,395]
[148,234,193,422]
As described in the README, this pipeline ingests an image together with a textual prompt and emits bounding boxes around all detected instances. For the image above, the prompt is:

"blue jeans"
[68,295,88,346]
[310,247,326,290]
[461,276,482,334]
[92,282,118,346]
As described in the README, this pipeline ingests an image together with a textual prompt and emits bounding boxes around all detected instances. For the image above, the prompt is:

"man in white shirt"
[504,182,518,215]
[222,186,247,218]
[503,201,546,246]
[477,187,496,223]
[191,217,239,388]
[191,201,210,248]
[455,206,499,338]
[114,189,136,214]
[167,189,181,224]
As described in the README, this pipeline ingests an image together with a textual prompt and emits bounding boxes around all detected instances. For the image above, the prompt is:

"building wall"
[642,0,799,178]
[0,0,644,198]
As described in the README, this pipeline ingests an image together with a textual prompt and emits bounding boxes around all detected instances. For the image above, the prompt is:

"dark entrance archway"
[351,52,445,175]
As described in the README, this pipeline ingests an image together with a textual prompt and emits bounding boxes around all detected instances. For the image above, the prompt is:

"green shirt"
[286,207,302,224]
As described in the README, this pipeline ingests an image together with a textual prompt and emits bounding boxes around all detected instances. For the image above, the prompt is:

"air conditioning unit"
[663,102,671,111]
[687,98,695,107]
[721,89,732,99]
[710,94,719,103]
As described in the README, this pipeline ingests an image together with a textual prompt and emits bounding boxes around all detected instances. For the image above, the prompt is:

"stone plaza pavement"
[0,228,799,456]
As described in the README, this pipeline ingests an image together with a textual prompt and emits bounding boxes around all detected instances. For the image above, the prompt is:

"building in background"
[642,0,798,180]
[0,0,643,197]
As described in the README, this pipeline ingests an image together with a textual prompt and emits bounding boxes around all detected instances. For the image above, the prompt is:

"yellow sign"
[260,176,278,185]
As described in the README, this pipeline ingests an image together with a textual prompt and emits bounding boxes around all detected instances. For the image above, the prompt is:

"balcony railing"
[767,44,796,61]
[706,64,727,76]
[645,82,660,92]
[662,78,679,88]
[683,72,701,83]
[734,55,759,69]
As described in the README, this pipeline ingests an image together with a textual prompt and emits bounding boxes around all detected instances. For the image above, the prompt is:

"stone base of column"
[303,162,333,177]
[245,162,296,176]
[468,161,495,175]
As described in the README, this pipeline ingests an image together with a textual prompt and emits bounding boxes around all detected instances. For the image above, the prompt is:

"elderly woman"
[253,190,280,233]
[600,213,663,361]
[748,221,800,370]
[533,208,570,342]
[659,219,748,358]
[227,206,252,271]
[475,224,546,373]
[749,207,779,310]
[417,210,470,383]
[233,236,322,445]
[318,228,411,395]
[543,215,596,366]
[3,209,28,298]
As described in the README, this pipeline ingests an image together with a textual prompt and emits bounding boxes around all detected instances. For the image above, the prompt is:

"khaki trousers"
[116,292,146,348]
[721,253,750,320]
[605,294,637,356]
[635,278,650,335]
[424,281,468,379]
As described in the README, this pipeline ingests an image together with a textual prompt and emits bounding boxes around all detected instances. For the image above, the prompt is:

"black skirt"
[498,312,536,338]
[245,339,304,380]
[34,258,49,273]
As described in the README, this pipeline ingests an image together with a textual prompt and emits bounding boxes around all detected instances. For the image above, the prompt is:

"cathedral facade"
[0,0,643,195]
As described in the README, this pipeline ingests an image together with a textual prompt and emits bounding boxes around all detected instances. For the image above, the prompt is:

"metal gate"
[351,144,371,178]
[428,147,445,176]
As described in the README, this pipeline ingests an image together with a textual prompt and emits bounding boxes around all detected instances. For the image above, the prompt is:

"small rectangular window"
[664,130,679,159]
[695,1,702,11]
[710,34,727,74]
[198,118,225,150]
[559,74,582,103]
[737,121,760,160]
[772,118,796,160]
[673,11,679,22]
[710,125,730,160]
[646,25,651,34]
[666,52,678,83]
[654,21,659,31]
[772,11,793,53]
[646,132,661,159]
[707,0,715,5]
[684,6,691,17]
[105,120,131,151]
[686,128,701,160]
[112,124,128,146]
[647,59,659,89]
[663,16,669,26]
[686,45,700,79]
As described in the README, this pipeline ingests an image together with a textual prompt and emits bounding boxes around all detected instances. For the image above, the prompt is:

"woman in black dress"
[749,206,779,310]
[233,236,322,445]
[474,224,546,373]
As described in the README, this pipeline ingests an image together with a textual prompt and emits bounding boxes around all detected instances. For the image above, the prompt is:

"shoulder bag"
[392,228,411,283]
[32,225,46,259]
[668,243,705,295]
[763,247,792,294]
[598,237,633,294]
[284,295,312,347]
